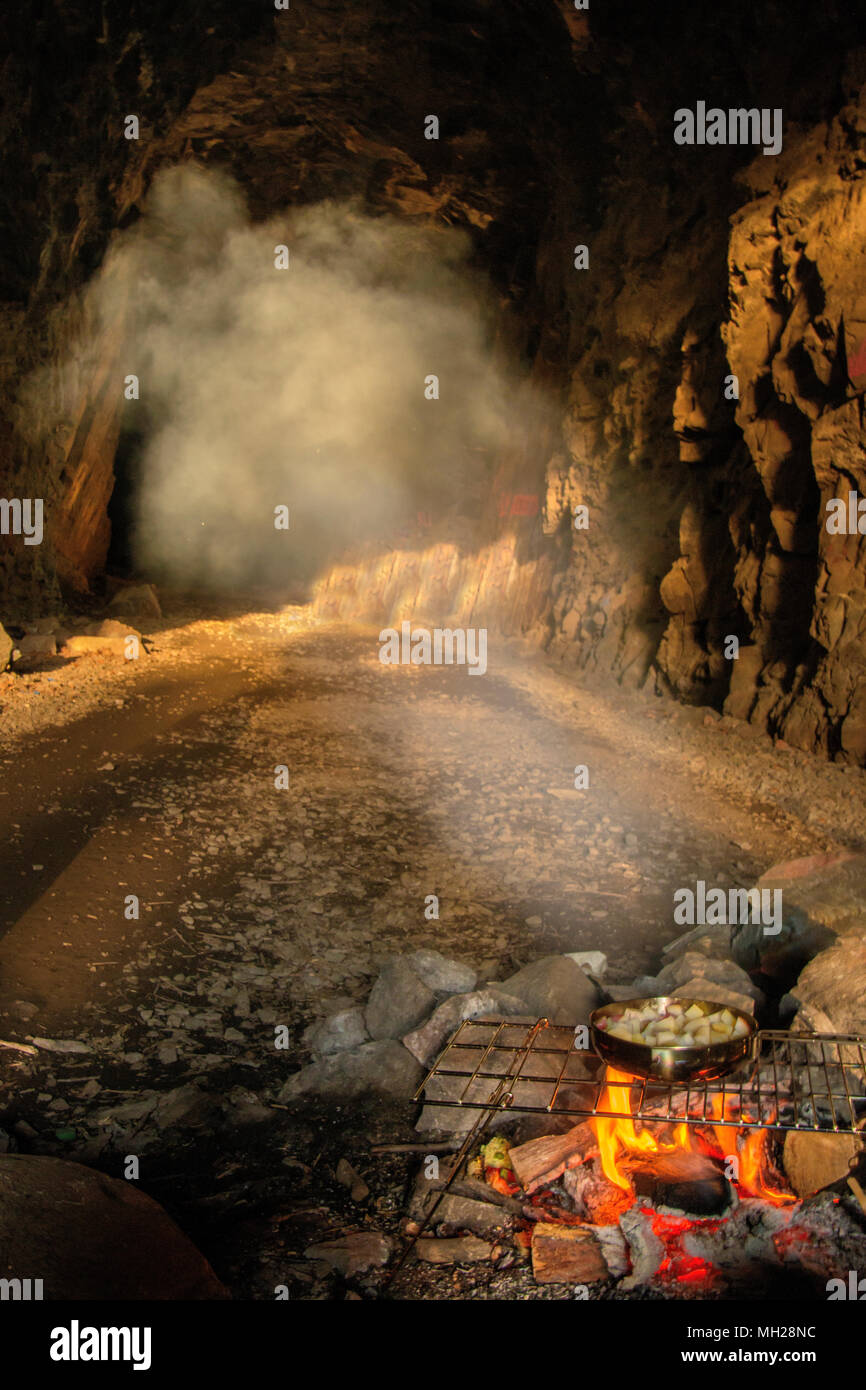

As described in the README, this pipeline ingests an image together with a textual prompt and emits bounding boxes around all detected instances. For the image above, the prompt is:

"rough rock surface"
[108,584,162,619]
[304,1231,391,1278]
[500,954,600,1025]
[2,6,865,762]
[303,1006,369,1058]
[733,852,865,977]
[365,958,437,1041]
[651,951,765,1007]
[0,1153,227,1299]
[402,987,530,1066]
[790,940,866,1046]
[404,949,477,996]
[279,1040,423,1103]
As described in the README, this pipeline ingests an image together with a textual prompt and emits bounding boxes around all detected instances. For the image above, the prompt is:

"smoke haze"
[71,165,522,592]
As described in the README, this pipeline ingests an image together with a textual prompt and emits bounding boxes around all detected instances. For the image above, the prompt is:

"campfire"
[406,1012,866,1294]
[487,1062,799,1289]
[592,1065,795,1207]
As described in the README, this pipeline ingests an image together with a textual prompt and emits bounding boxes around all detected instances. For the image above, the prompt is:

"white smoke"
[80,164,521,591]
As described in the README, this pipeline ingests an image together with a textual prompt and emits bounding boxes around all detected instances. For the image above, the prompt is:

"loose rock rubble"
[0,605,864,1298]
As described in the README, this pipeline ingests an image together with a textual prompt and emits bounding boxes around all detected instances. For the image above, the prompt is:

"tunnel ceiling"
[2,0,866,762]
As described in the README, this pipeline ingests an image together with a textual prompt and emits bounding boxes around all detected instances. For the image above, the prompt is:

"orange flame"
[592,1067,681,1191]
[704,1094,796,1205]
[591,1067,795,1206]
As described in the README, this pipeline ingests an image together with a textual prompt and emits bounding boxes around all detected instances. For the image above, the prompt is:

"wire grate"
[413,1018,866,1134]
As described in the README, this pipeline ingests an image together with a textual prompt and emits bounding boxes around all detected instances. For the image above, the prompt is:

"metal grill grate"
[413,1018,866,1134]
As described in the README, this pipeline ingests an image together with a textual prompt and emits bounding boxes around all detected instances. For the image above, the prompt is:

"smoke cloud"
[76,164,522,592]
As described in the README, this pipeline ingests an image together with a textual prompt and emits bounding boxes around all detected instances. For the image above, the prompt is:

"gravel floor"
[0,597,863,1298]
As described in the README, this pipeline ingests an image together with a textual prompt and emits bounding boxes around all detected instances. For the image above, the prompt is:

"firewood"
[426,1177,525,1214]
[415,1236,492,1264]
[563,1164,633,1225]
[509,1122,598,1192]
[530,1222,610,1284]
[625,1149,733,1216]
[783,1129,863,1198]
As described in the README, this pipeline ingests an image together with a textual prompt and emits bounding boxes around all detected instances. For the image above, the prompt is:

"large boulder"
[652,951,765,1007]
[732,852,864,978]
[500,954,600,1025]
[108,583,162,619]
[789,938,866,1062]
[303,1006,369,1057]
[402,987,529,1066]
[365,958,436,1040]
[279,1039,423,1102]
[0,1154,227,1299]
[12,634,57,668]
[404,949,476,995]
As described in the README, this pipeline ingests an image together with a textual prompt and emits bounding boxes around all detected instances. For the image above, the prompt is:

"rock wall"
[3,2,866,760]
[535,7,866,763]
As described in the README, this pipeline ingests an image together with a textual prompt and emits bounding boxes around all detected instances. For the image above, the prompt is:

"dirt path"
[0,603,863,1296]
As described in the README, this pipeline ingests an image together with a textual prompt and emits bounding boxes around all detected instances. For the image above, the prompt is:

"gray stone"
[414,1022,567,1136]
[108,583,162,619]
[732,852,862,977]
[661,926,736,962]
[661,977,757,1017]
[405,948,476,995]
[303,1006,369,1057]
[304,1231,392,1278]
[31,1037,92,1055]
[402,988,530,1066]
[654,951,765,1006]
[12,633,56,665]
[0,1154,227,1299]
[222,1086,275,1126]
[154,1082,219,1131]
[365,958,436,1040]
[604,983,647,1002]
[500,954,600,1025]
[434,1194,509,1235]
[279,1040,423,1102]
[565,950,607,979]
[790,939,866,1066]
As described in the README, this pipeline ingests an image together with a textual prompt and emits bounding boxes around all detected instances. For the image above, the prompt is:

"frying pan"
[590,995,758,1084]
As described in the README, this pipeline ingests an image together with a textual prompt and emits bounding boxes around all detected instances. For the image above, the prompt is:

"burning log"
[562,1163,633,1225]
[782,1128,863,1197]
[530,1222,611,1284]
[624,1149,734,1216]
[508,1122,597,1193]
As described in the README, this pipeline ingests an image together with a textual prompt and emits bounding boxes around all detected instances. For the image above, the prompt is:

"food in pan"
[595,999,752,1047]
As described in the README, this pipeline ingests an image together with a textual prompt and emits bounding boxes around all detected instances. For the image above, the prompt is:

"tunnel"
[1,0,866,1333]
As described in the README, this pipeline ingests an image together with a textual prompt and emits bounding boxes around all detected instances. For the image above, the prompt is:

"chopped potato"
[598,997,753,1048]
